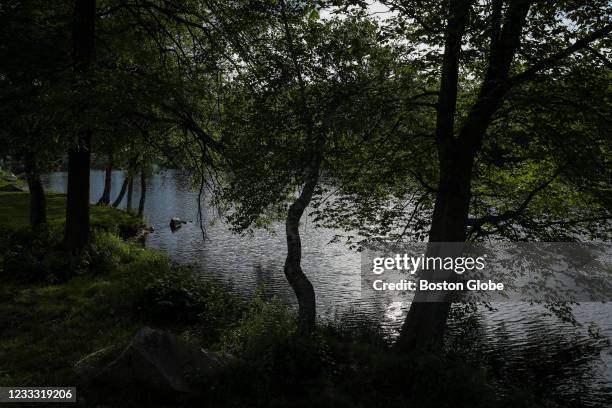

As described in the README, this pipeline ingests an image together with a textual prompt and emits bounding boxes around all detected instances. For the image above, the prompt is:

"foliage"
[0,191,550,406]
[0,191,144,234]
[0,228,241,386]
[220,295,297,357]
[309,0,612,245]
[132,260,244,331]
[0,191,145,281]
[1,0,610,405]
[214,7,427,237]
[215,297,541,408]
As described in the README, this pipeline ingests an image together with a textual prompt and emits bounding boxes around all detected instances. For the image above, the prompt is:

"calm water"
[44,169,612,407]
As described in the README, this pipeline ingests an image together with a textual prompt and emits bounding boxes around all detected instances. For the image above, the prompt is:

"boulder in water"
[170,217,186,231]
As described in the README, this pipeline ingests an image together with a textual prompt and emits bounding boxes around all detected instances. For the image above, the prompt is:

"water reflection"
[448,305,612,407]
[43,169,612,407]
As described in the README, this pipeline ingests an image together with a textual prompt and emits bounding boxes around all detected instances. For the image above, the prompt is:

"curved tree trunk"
[284,161,320,336]
[24,151,47,228]
[137,166,146,218]
[278,0,327,336]
[112,173,129,208]
[97,154,112,205]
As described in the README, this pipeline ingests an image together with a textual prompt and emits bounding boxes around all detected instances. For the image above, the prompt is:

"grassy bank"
[0,192,536,407]
[0,191,243,391]
[0,190,161,386]
[0,231,241,386]
[0,191,144,236]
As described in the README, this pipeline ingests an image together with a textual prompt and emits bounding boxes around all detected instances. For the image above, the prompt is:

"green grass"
[0,229,241,387]
[0,232,139,385]
[0,169,25,190]
[0,274,140,385]
[0,183,243,389]
[0,238,149,386]
[0,191,144,235]
[0,191,172,386]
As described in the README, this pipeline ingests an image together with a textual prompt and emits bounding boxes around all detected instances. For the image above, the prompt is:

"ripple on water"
[43,169,612,407]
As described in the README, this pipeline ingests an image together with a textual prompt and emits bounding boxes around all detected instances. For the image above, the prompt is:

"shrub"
[220,295,296,358]
[320,308,390,348]
[125,254,243,334]
[219,296,335,397]
[86,231,137,274]
[0,227,71,282]
[0,203,145,283]
[90,205,145,238]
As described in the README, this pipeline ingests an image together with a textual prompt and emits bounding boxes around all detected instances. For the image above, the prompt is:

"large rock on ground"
[75,344,124,382]
[92,327,232,395]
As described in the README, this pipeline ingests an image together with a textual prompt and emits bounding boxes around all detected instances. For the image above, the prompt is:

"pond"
[44,169,612,407]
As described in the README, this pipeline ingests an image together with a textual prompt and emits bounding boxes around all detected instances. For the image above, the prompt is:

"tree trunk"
[112,173,129,208]
[137,166,146,218]
[97,155,112,205]
[394,0,473,352]
[395,0,533,352]
[24,151,47,228]
[126,173,134,213]
[65,134,91,251]
[64,0,95,251]
[284,162,320,336]
[395,152,474,351]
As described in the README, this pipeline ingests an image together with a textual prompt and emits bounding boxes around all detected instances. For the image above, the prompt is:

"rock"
[0,183,24,192]
[92,327,232,395]
[130,226,155,242]
[170,217,186,231]
[75,344,124,382]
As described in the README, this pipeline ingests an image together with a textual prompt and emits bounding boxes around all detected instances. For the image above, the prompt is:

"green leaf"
[308,8,319,21]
